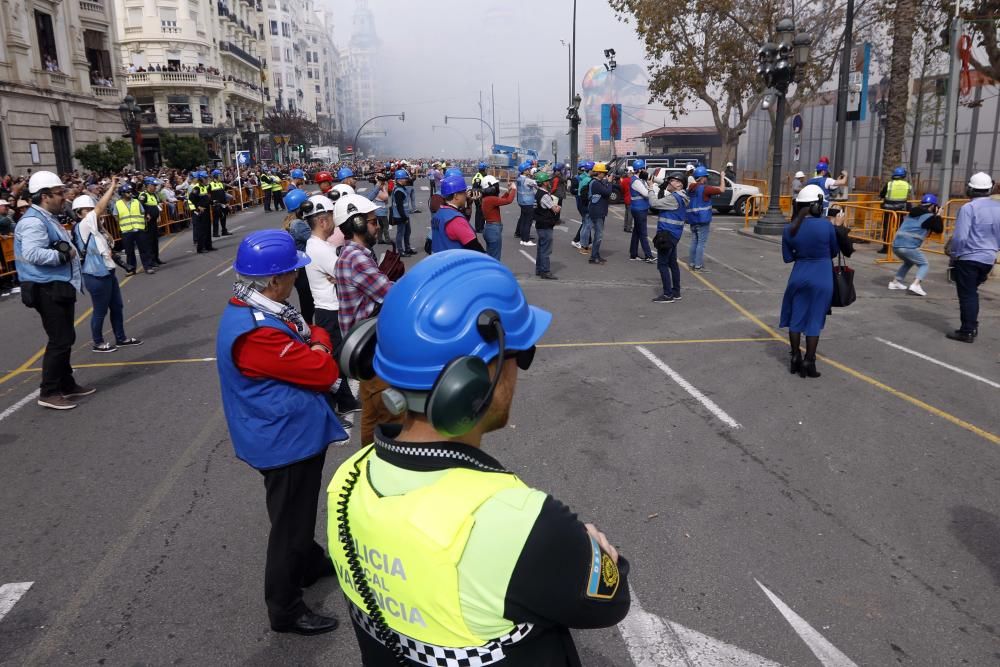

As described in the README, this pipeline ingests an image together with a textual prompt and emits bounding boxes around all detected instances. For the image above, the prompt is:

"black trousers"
[263,189,272,211]
[144,213,161,263]
[314,308,357,408]
[294,269,314,324]
[34,282,77,397]
[474,201,485,233]
[274,190,285,210]
[122,231,153,271]
[212,203,228,235]
[516,204,534,240]
[260,450,330,627]
[953,259,993,333]
[193,210,213,251]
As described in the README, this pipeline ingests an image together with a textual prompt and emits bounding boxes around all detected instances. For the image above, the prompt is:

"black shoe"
[800,357,821,378]
[271,610,339,636]
[125,269,137,276]
[221,231,233,236]
[790,350,803,375]
[207,247,218,251]
[154,260,166,266]
[197,250,209,254]
[337,398,361,415]
[946,330,976,343]
[538,272,558,280]
[212,234,220,238]
[651,295,674,304]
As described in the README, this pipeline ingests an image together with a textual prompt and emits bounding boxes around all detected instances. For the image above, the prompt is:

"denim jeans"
[394,219,411,251]
[535,228,553,274]
[84,271,126,344]
[590,217,606,259]
[953,260,993,333]
[688,223,710,267]
[657,240,680,297]
[516,204,534,239]
[578,214,593,246]
[483,223,502,260]
[629,209,653,258]
[893,246,929,282]
[408,187,418,210]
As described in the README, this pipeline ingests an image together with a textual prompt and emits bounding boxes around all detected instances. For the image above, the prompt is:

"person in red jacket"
[620,166,633,232]
[480,175,517,260]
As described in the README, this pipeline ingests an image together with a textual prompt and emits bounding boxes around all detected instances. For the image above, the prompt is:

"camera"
[50,239,73,264]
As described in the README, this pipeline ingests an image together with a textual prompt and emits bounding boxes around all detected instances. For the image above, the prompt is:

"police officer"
[188,171,214,253]
[878,166,912,253]
[115,184,155,274]
[260,168,272,212]
[139,177,165,266]
[209,169,232,237]
[431,175,484,253]
[218,230,347,635]
[471,161,489,233]
[328,250,630,665]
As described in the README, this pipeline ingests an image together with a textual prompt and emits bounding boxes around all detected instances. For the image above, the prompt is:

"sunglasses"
[504,346,536,371]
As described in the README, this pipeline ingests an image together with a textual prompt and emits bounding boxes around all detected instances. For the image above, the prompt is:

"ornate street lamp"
[118,94,142,170]
[754,18,812,235]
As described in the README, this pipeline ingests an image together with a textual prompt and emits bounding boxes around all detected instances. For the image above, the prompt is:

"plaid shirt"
[334,240,392,335]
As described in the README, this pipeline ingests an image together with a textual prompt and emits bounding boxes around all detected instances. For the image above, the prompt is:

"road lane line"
[539,338,774,349]
[756,580,858,667]
[635,345,741,429]
[518,249,535,264]
[875,337,1000,389]
[22,357,217,373]
[684,265,1000,447]
[228,225,245,232]
[216,265,234,277]
[0,391,39,423]
[0,582,33,622]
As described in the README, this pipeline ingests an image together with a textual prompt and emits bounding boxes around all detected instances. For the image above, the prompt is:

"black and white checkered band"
[349,603,534,667]
[373,435,507,473]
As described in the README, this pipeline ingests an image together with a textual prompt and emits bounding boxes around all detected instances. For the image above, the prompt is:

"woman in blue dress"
[780,185,841,379]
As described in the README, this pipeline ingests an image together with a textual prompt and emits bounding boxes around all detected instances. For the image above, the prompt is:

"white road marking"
[875,337,1000,389]
[556,225,569,233]
[635,346,741,429]
[568,218,582,225]
[703,252,767,287]
[756,580,858,667]
[228,225,245,232]
[216,265,234,277]
[518,249,536,265]
[619,585,780,666]
[420,186,430,191]
[0,390,40,423]
[0,582,33,622]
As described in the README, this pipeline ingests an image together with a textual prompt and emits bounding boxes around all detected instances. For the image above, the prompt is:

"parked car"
[606,155,759,215]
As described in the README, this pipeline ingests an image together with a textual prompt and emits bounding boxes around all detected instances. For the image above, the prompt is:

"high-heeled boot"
[789,350,802,375]
[800,356,821,378]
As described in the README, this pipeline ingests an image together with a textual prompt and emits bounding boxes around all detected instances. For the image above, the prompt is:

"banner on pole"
[601,104,622,141]
[845,42,871,122]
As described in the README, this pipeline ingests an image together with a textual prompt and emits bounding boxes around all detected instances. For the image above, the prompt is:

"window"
[271,45,280,61]
[167,95,192,124]
[273,71,282,87]
[284,48,290,61]
[269,20,278,35]
[925,148,959,165]
[281,22,289,37]
[307,68,312,79]
[34,11,58,70]
[305,52,311,63]
[127,7,143,25]
[84,30,112,80]
[314,84,319,94]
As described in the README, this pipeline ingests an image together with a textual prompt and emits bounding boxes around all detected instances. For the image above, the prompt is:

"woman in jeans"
[889,193,944,297]
[72,178,143,353]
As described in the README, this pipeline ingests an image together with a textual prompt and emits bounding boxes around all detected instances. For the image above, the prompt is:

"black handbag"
[831,252,856,308]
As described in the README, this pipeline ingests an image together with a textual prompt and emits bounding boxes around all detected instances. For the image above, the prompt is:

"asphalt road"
[0,181,998,666]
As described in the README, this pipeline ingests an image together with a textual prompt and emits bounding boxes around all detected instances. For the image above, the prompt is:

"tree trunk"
[881,0,917,180]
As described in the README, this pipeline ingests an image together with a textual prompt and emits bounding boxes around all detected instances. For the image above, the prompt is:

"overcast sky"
[325,0,714,158]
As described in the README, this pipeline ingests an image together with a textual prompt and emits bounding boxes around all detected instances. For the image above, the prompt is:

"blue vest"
[893,212,932,250]
[390,185,411,219]
[685,184,713,224]
[14,206,80,288]
[72,223,111,277]
[806,176,832,199]
[216,303,347,470]
[431,206,468,254]
[516,174,535,206]
[657,192,687,240]
[629,180,649,212]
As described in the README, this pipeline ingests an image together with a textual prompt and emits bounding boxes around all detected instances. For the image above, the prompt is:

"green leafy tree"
[73,138,134,174]
[262,110,319,149]
[160,132,210,171]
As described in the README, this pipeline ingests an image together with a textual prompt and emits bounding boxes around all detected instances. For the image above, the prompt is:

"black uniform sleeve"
[462,237,486,252]
[504,495,630,630]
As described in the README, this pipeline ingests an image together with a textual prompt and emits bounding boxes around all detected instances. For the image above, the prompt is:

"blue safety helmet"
[892,166,907,178]
[518,161,532,173]
[440,174,467,197]
[282,187,309,212]
[444,167,464,179]
[816,162,829,173]
[693,166,709,179]
[374,250,551,390]
[384,162,392,169]
[584,161,595,171]
[336,167,354,180]
[198,170,209,179]
[553,162,564,172]
[577,161,587,170]
[394,169,410,180]
[233,229,310,277]
[477,161,488,170]
[143,177,158,186]
[212,169,222,177]
[632,159,646,169]
[290,168,305,179]
[920,193,939,207]
[118,184,133,194]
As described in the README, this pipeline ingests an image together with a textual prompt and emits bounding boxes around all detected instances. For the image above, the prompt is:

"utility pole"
[491,84,496,153]
[479,90,485,159]
[833,0,855,174]
[568,0,579,172]
[938,0,963,202]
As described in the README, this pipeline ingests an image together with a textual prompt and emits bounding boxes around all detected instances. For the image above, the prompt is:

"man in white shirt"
[302,195,360,415]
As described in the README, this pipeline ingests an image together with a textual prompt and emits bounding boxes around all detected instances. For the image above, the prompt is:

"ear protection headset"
[808,195,824,217]
[339,201,369,237]
[337,310,509,437]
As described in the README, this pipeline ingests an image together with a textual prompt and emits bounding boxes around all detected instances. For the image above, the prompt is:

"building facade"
[0,0,125,175]
[113,0,265,167]
[339,0,378,153]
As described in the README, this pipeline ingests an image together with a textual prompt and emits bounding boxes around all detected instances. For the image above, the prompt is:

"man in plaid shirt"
[333,194,400,445]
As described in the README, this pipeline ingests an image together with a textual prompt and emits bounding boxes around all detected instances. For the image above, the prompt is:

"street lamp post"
[754,18,812,235]
[118,94,142,170]
[568,0,579,171]
[443,115,496,151]
[353,113,405,157]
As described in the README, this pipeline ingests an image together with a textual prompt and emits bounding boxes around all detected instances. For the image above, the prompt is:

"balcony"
[224,79,261,103]
[92,84,120,99]
[124,25,141,34]
[140,111,158,125]
[79,0,105,16]
[126,71,224,90]
[219,41,261,69]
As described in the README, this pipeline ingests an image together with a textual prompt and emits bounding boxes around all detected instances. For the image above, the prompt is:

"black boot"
[800,356,821,378]
[790,350,802,375]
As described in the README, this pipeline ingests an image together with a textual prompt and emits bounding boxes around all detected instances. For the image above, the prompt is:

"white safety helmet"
[626,166,635,174]
[652,167,668,185]
[685,164,695,172]
[71,194,97,211]
[794,171,806,179]
[480,175,500,189]
[795,184,825,203]
[28,170,65,194]
[968,172,994,191]
[302,194,335,218]
[333,193,378,227]
[329,183,354,200]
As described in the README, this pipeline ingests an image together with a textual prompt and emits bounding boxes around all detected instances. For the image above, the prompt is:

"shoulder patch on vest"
[585,535,620,600]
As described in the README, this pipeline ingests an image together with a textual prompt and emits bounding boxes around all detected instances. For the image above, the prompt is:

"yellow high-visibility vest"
[885,179,911,202]
[210,181,225,191]
[115,198,145,232]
